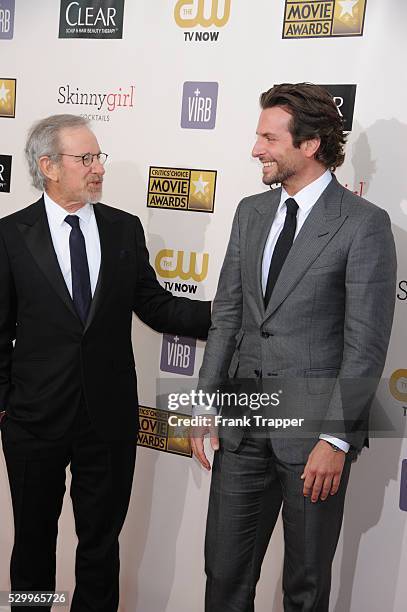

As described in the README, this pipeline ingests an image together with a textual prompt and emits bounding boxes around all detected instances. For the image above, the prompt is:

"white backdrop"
[1,1,407,610]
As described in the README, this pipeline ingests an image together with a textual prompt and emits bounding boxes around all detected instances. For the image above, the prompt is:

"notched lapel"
[246,189,281,312]
[17,200,79,321]
[264,177,348,320]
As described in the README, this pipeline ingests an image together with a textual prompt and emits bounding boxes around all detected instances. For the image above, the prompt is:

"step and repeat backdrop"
[1,1,407,610]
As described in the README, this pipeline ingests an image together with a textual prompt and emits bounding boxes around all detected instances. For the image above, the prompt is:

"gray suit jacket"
[199,175,397,463]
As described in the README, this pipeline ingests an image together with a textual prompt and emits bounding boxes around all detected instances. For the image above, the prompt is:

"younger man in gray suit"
[191,83,397,611]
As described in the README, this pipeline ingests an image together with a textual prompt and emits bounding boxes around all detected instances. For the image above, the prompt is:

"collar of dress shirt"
[44,192,93,227]
[278,169,332,215]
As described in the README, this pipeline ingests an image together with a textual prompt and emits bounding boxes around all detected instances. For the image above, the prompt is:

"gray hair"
[25,114,89,191]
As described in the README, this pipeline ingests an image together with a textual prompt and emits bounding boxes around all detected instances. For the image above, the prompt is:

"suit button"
[261,331,272,338]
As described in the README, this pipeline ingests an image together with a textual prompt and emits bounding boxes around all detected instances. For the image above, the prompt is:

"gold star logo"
[189,170,217,212]
[0,79,16,118]
[333,0,366,36]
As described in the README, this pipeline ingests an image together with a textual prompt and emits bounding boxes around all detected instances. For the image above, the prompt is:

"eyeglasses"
[57,152,108,167]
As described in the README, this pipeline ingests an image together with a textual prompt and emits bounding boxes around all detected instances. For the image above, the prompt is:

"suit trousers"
[1,405,137,612]
[205,433,351,612]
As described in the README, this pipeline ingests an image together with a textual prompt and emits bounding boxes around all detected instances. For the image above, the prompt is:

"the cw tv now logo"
[175,0,231,42]
[155,249,209,294]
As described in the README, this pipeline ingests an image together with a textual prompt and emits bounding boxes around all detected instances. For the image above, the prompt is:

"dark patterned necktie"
[65,215,92,324]
[264,198,299,307]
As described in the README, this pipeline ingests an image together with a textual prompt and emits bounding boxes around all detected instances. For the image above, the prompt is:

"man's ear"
[38,156,60,184]
[300,137,321,159]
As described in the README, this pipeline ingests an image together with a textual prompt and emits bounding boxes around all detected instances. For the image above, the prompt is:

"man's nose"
[91,156,105,174]
[252,139,263,158]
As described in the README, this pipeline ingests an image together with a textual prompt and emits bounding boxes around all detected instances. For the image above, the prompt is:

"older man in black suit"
[0,114,211,611]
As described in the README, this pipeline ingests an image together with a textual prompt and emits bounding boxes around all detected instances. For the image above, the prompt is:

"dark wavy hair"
[260,83,347,170]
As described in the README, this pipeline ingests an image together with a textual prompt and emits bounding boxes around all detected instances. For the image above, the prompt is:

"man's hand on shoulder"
[190,416,219,471]
[301,439,346,503]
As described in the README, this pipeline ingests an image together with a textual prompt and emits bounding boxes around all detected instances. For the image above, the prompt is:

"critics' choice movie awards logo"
[389,370,407,512]
[0,0,14,39]
[147,167,216,213]
[57,84,134,122]
[0,78,16,118]
[283,0,367,38]
[160,335,197,376]
[155,248,209,294]
[137,406,192,457]
[59,0,125,39]
[175,0,231,42]
[320,84,356,132]
[0,154,12,193]
[181,82,218,130]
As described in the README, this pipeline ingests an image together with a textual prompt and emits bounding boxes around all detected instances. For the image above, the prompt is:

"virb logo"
[181,82,218,130]
[0,0,14,39]
[160,335,197,376]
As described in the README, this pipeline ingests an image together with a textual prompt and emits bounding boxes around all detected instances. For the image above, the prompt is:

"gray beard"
[85,188,102,204]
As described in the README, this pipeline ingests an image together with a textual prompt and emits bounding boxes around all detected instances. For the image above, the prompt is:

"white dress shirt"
[44,192,101,298]
[261,170,332,292]
[261,170,349,453]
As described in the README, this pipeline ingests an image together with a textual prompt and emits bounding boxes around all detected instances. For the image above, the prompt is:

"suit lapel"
[263,176,348,320]
[17,197,79,321]
[84,204,122,332]
[247,188,281,314]
[16,198,123,331]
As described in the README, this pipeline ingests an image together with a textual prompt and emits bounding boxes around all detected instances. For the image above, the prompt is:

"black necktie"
[65,215,92,324]
[264,198,299,307]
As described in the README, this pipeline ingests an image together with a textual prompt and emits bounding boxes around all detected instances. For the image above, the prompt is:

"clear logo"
[59,0,125,39]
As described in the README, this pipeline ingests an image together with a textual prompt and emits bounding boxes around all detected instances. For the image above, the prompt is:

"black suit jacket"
[0,197,211,441]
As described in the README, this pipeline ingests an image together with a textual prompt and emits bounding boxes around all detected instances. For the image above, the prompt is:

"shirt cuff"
[319,434,350,453]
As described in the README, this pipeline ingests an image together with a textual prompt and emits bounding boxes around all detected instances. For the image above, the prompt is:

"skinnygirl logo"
[57,84,135,112]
